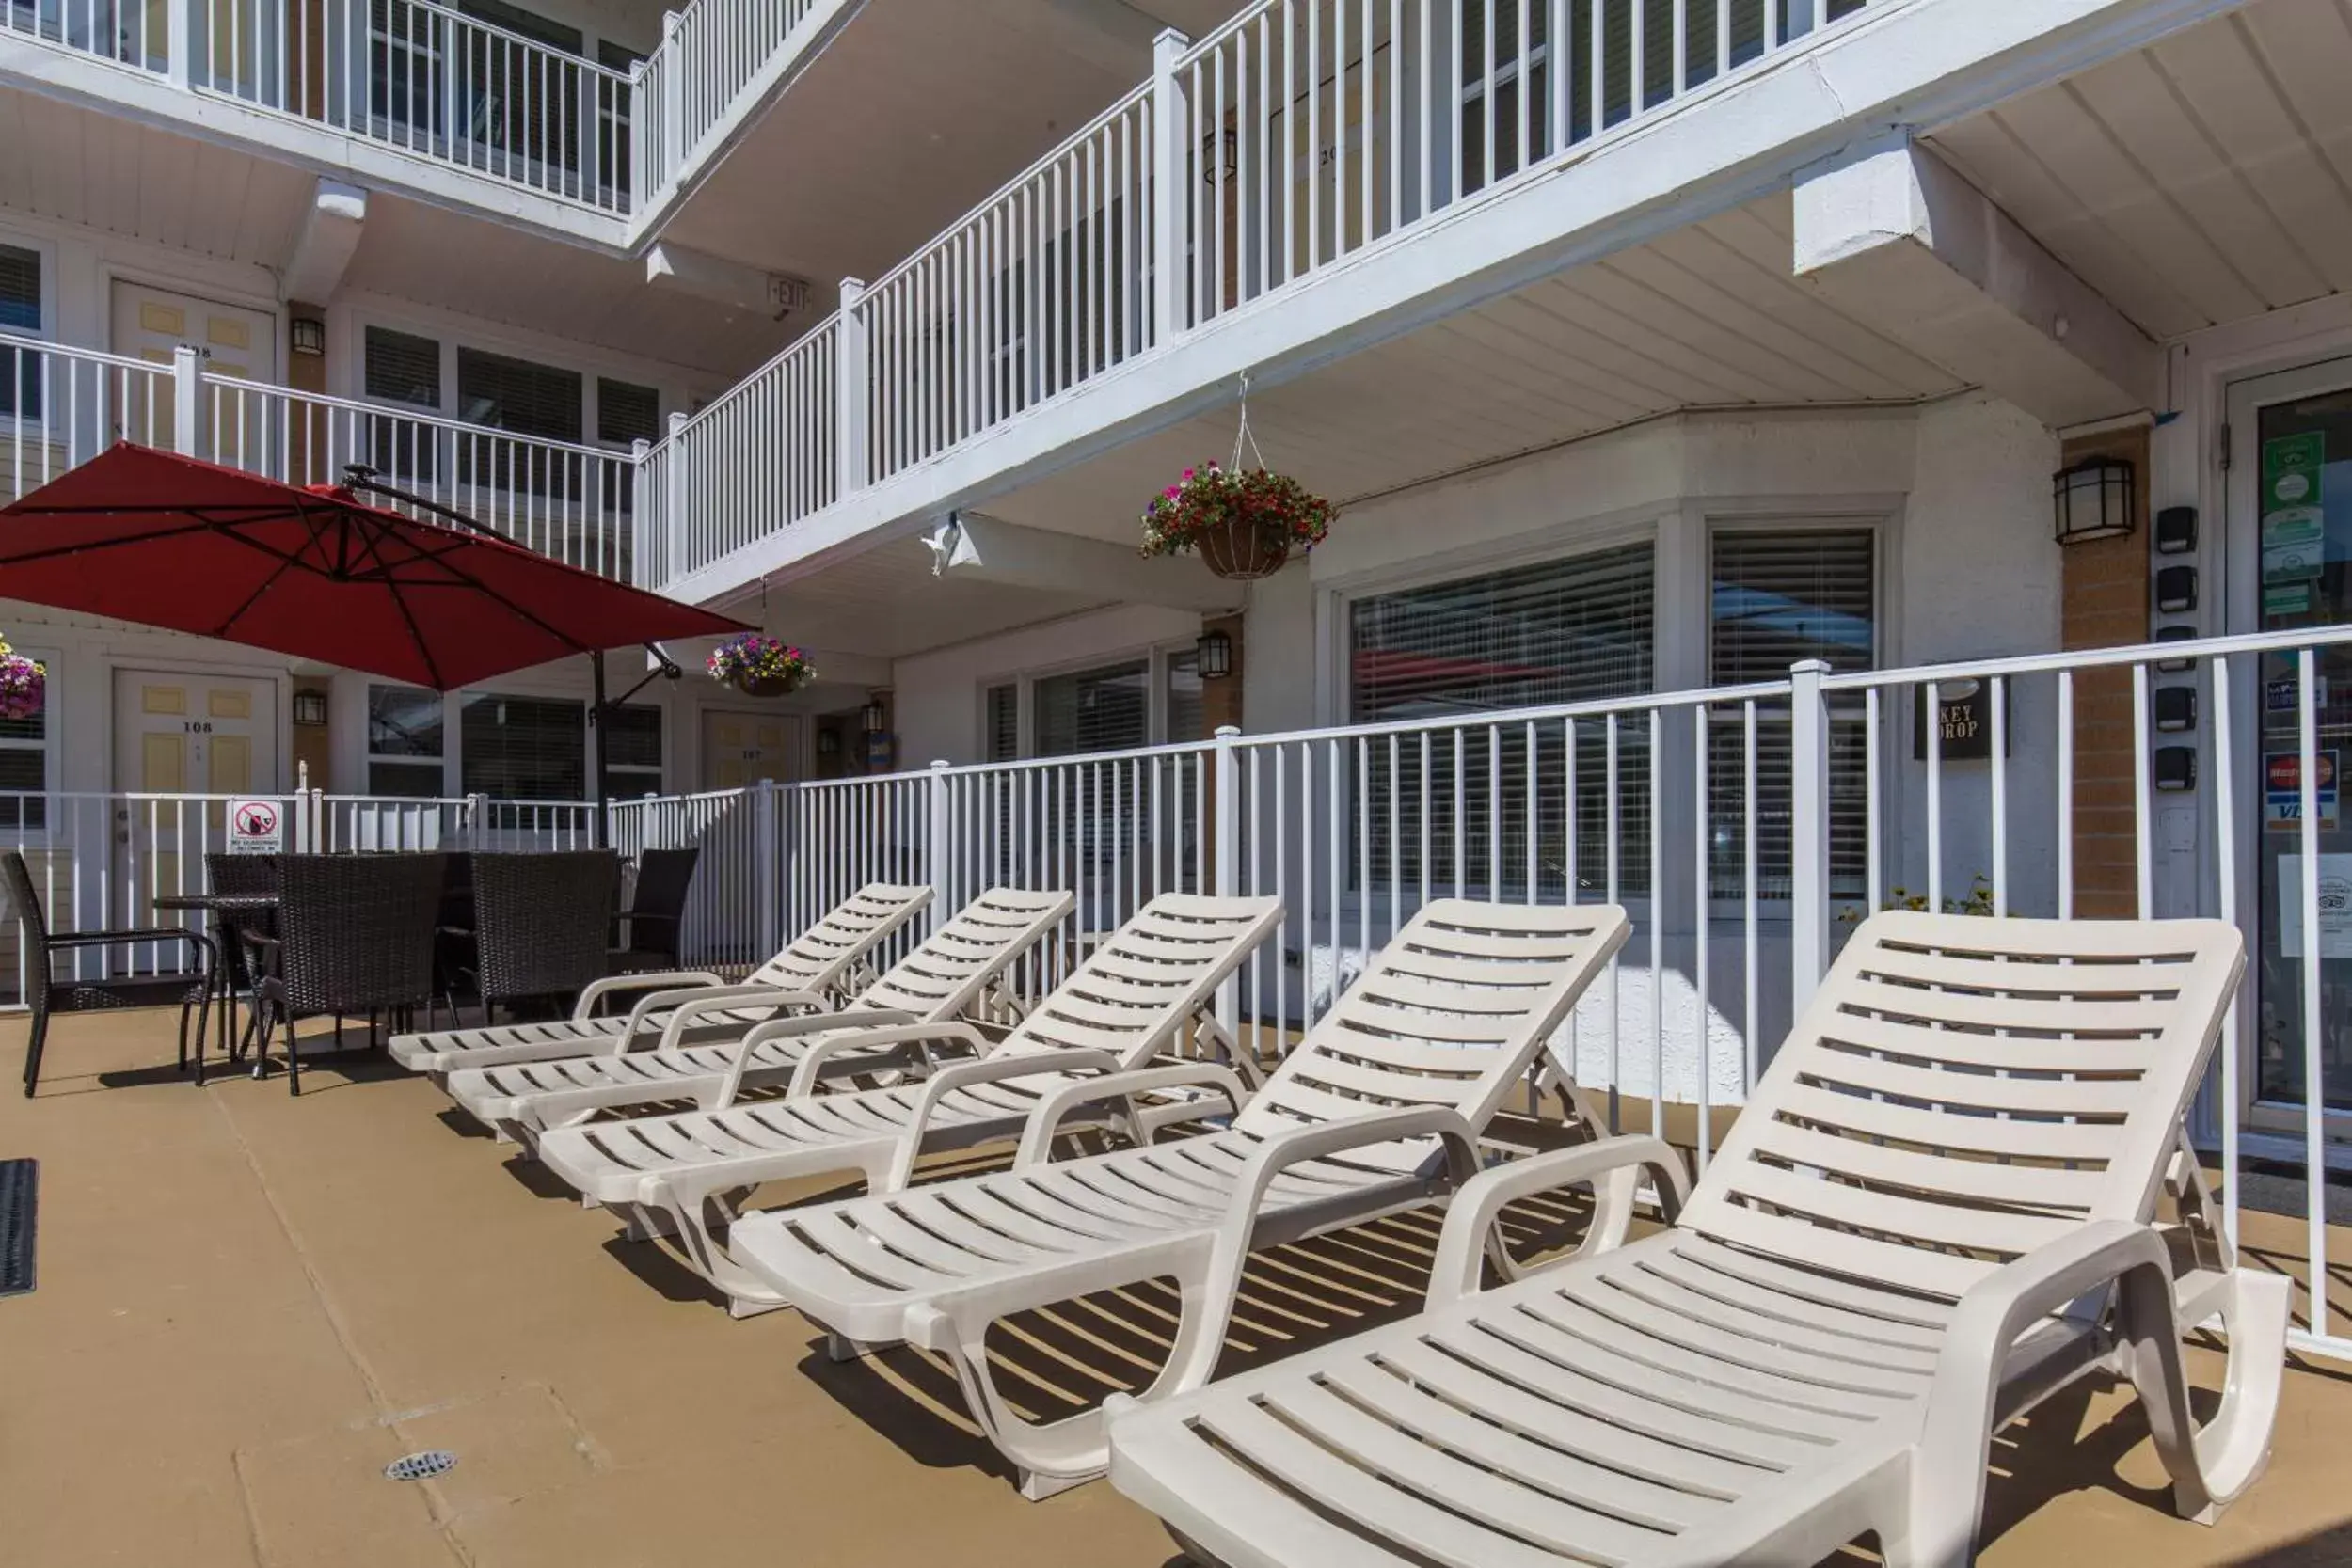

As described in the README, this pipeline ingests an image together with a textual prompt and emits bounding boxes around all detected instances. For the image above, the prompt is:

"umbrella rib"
[347,518,448,689]
[356,521,597,657]
[206,508,337,640]
[0,517,228,565]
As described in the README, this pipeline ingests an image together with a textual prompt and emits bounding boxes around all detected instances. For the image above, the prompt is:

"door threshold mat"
[0,1158,32,1298]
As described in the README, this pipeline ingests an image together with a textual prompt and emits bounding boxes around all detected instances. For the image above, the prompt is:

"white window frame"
[0,641,63,837]
[977,638,1201,762]
[363,682,453,800]
[0,230,54,341]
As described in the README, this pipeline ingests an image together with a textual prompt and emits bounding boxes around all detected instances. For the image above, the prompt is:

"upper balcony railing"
[0,332,638,578]
[645,0,1879,588]
[5,0,638,214]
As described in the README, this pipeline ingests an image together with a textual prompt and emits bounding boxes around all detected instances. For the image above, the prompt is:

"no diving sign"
[228,798,284,854]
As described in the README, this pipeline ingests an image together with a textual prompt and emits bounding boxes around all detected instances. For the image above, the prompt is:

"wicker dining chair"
[608,846,699,974]
[468,851,620,1022]
[199,852,278,1053]
[4,850,216,1096]
[248,852,444,1095]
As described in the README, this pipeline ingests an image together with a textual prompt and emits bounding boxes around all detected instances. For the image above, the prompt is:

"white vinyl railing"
[0,333,638,579]
[1,0,169,71]
[596,626,2352,1363]
[860,81,1159,484]
[649,319,839,585]
[634,0,1882,589]
[190,0,635,211]
[0,338,172,499]
[635,0,825,202]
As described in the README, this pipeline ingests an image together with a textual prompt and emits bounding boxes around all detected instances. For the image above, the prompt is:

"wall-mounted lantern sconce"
[1200,126,1238,184]
[292,690,327,726]
[290,317,326,358]
[2053,456,2136,546]
[861,695,888,736]
[1196,628,1233,680]
[2155,565,2199,614]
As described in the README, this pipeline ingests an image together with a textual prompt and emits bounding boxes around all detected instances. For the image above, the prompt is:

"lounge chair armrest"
[697,1009,923,1109]
[574,970,724,1019]
[876,1048,1126,1192]
[1426,1135,1692,1310]
[1012,1063,1251,1169]
[778,1018,983,1101]
[649,987,827,1053]
[1912,1222,2188,1560]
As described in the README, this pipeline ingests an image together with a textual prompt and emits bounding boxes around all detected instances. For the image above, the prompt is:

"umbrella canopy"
[0,444,747,689]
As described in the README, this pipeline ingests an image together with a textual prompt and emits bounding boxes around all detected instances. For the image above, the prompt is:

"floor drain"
[384,1450,456,1481]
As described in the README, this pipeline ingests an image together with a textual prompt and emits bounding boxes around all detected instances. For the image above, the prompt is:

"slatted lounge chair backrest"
[988,893,1284,1067]
[848,888,1076,1020]
[743,884,935,997]
[1681,911,2245,1304]
[1231,900,1633,1174]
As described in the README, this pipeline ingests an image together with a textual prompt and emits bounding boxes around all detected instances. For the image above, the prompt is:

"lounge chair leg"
[2149,1266,2291,1523]
[824,1333,882,1363]
[632,1178,796,1319]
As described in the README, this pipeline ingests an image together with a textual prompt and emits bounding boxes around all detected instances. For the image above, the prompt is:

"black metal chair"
[3,850,215,1097]
[200,851,278,1056]
[248,852,443,1095]
[467,851,619,1022]
[608,846,699,974]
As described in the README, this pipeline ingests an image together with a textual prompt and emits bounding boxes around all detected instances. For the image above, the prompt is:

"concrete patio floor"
[5,1008,2352,1568]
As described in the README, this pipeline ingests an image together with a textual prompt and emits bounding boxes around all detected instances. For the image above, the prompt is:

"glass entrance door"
[2229,364,2352,1124]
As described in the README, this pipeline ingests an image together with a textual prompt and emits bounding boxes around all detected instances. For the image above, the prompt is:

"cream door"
[110,284,277,460]
[113,672,280,899]
[700,711,798,791]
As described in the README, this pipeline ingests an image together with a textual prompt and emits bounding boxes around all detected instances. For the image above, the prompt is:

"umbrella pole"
[589,650,607,849]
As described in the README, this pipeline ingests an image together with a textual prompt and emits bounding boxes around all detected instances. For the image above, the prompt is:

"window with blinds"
[367,684,446,797]
[1,243,40,421]
[457,348,583,498]
[1350,542,1654,895]
[983,684,1019,762]
[365,327,441,409]
[1708,527,1875,901]
[1165,650,1204,746]
[596,377,660,447]
[600,704,660,799]
[1034,662,1149,757]
[461,693,584,801]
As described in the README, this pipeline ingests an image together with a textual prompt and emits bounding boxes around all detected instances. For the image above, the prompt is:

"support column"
[1150,29,1190,346]
[836,277,868,499]
[2059,421,2153,918]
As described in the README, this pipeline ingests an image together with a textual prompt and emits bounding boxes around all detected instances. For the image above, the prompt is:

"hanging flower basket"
[0,638,45,721]
[1140,461,1335,582]
[707,634,813,698]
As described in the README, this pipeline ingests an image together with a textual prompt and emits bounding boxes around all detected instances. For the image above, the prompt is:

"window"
[599,704,660,800]
[983,684,1019,762]
[596,377,660,448]
[1034,661,1149,757]
[1165,649,1204,745]
[457,348,581,440]
[368,685,447,797]
[365,327,441,409]
[461,693,584,800]
[1,243,40,420]
[0,649,49,829]
[1350,542,1655,895]
[1707,527,1876,900]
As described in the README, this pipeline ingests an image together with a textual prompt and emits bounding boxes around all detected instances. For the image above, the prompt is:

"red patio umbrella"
[0,443,747,690]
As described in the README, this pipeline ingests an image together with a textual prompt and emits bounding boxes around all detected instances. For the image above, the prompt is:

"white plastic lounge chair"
[387,882,933,1081]
[726,898,1633,1497]
[444,888,1074,1148]
[1106,911,2291,1567]
[533,892,1285,1317]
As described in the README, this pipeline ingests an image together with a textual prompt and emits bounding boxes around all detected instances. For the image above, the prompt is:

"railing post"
[1150,28,1190,345]
[577,60,599,204]
[167,0,193,89]
[754,777,780,959]
[1213,724,1240,1038]
[836,279,868,499]
[659,9,685,191]
[662,409,688,582]
[628,436,651,584]
[1788,658,1832,1019]
[172,345,202,458]
[928,760,952,931]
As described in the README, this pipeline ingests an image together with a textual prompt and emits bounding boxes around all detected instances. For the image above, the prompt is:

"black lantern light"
[290,317,326,357]
[1196,628,1233,680]
[861,695,887,736]
[2053,455,2136,546]
[291,690,327,726]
